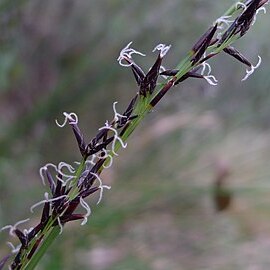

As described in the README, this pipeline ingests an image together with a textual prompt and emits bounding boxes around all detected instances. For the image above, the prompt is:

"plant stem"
[24,226,60,270]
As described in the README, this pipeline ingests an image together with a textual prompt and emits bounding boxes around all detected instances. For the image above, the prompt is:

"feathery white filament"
[252,6,267,25]
[152,44,171,58]
[7,242,21,254]
[95,149,114,169]
[1,218,30,237]
[99,121,127,156]
[242,55,262,81]
[80,197,91,225]
[117,42,145,67]
[204,75,218,86]
[30,193,67,213]
[201,62,212,76]
[215,15,234,29]
[55,112,78,127]
[39,163,57,186]
[236,2,247,11]
[57,217,63,234]
[113,101,127,123]
[91,172,111,205]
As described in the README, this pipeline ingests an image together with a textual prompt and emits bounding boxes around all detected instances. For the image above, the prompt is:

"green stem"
[23,226,61,270]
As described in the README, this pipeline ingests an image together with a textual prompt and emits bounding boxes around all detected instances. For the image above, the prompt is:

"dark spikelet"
[14,229,28,248]
[81,186,100,198]
[131,63,145,86]
[60,214,85,224]
[54,178,64,197]
[223,46,252,67]
[0,255,10,270]
[71,124,87,157]
[123,95,138,118]
[150,77,177,107]
[140,54,163,95]
[192,24,218,64]
[237,0,260,36]
[62,198,80,216]
[160,69,179,76]
[41,202,50,224]
[27,223,43,242]
[175,71,204,85]
[259,0,269,8]
[45,169,55,194]
[27,236,44,260]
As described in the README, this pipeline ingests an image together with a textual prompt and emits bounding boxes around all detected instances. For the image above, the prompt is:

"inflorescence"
[0,1,268,269]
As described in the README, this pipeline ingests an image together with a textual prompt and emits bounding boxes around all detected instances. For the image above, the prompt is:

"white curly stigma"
[95,149,114,169]
[242,55,262,81]
[79,197,91,225]
[91,172,111,205]
[201,62,212,76]
[117,41,145,67]
[215,15,234,29]
[1,218,30,237]
[252,6,267,25]
[6,242,21,254]
[30,192,67,213]
[56,162,76,186]
[236,2,247,11]
[55,112,78,127]
[200,60,218,86]
[39,162,76,187]
[152,43,171,58]
[99,121,127,156]
[23,227,33,236]
[39,163,57,186]
[57,217,63,235]
[204,75,218,86]
[113,101,127,123]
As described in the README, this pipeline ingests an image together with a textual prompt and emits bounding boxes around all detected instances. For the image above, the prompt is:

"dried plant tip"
[242,55,262,81]
[152,44,171,58]
[117,41,146,67]
[55,112,78,127]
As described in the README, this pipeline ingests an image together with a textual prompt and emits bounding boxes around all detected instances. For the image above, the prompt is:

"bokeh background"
[0,0,270,269]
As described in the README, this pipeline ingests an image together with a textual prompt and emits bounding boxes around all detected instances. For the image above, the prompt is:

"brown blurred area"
[1,0,270,269]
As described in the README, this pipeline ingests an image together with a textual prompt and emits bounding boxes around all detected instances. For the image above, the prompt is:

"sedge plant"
[0,0,269,269]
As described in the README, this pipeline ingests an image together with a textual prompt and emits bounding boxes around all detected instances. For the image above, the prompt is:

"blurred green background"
[1,0,270,269]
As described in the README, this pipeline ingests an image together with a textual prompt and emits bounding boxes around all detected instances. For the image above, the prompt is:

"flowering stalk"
[0,0,268,269]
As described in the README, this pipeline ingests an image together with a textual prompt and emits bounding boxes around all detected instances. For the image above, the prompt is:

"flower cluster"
[0,0,268,269]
